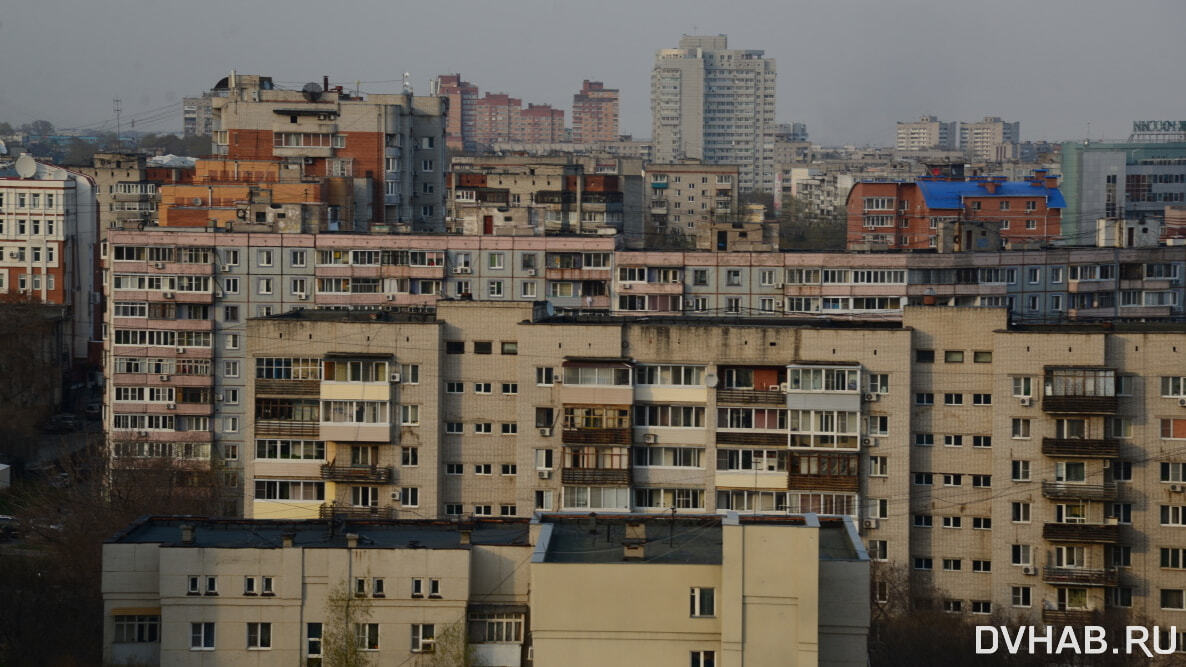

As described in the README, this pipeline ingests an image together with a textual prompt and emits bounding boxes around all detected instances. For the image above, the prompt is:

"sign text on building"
[1132,121,1186,133]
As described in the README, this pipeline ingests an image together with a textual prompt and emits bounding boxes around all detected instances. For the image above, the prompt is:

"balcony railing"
[716,388,786,405]
[1041,438,1119,458]
[1042,567,1119,587]
[320,462,394,484]
[787,473,858,492]
[318,503,396,520]
[255,420,319,438]
[1042,522,1120,543]
[255,379,321,397]
[561,428,632,445]
[1041,608,1097,625]
[561,468,631,486]
[1041,481,1118,501]
[1042,396,1118,414]
[716,431,787,447]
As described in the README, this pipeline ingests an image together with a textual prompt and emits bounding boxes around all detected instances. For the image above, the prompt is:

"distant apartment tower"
[430,73,479,151]
[519,104,564,143]
[472,93,522,148]
[651,34,776,193]
[960,116,1020,161]
[209,73,447,232]
[181,95,215,137]
[572,80,620,144]
[896,115,956,151]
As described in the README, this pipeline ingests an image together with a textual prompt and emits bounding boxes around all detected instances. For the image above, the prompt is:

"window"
[972,435,992,448]
[446,382,464,394]
[916,349,935,363]
[1012,502,1031,523]
[502,383,518,394]
[973,517,992,530]
[247,622,271,650]
[913,473,933,486]
[474,382,492,394]
[942,516,962,529]
[1162,548,1186,569]
[868,540,888,560]
[401,447,419,467]
[445,341,464,354]
[409,623,435,653]
[913,515,933,527]
[475,463,492,475]
[474,423,492,434]
[972,475,991,488]
[915,393,934,405]
[1107,587,1133,609]
[501,341,518,355]
[501,422,517,435]
[501,464,517,475]
[690,587,715,617]
[445,463,463,475]
[205,577,218,595]
[914,433,934,446]
[972,393,992,405]
[400,405,419,425]
[972,601,992,615]
[691,651,716,667]
[943,474,962,487]
[943,393,963,406]
[1012,377,1033,397]
[942,558,962,571]
[113,615,159,643]
[1012,586,1032,607]
[536,367,555,385]
[914,557,933,570]
[399,487,419,507]
[943,435,963,447]
[474,341,493,355]
[356,623,379,651]
[869,456,888,477]
[1161,505,1186,526]
[944,350,964,363]
[1011,544,1032,566]
[868,499,888,520]
[1161,589,1185,610]
[1011,460,1031,481]
[307,623,322,662]
[190,622,215,650]
[1011,419,1031,439]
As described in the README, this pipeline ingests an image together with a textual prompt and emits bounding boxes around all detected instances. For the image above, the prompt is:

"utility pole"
[113,98,122,148]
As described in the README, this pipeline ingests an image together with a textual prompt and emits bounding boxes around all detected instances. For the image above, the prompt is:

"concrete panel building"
[651,35,776,193]
[643,161,739,248]
[430,73,479,152]
[959,116,1021,162]
[896,116,957,151]
[571,80,620,145]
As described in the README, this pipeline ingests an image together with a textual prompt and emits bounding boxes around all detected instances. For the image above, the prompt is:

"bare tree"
[321,580,374,667]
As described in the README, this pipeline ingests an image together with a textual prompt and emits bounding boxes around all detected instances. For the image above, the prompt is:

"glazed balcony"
[1042,522,1120,543]
[320,462,394,484]
[787,473,859,493]
[561,427,632,446]
[1041,481,1118,501]
[1041,438,1119,458]
[1042,396,1119,414]
[560,467,631,486]
[716,431,787,447]
[1042,567,1119,587]
[318,503,396,520]
[255,420,319,438]
[716,388,785,406]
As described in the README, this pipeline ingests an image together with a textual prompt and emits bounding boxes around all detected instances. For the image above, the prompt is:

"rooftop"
[915,179,1067,209]
[108,516,530,549]
[253,308,437,324]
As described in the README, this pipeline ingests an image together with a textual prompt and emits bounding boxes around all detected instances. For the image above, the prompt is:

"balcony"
[787,473,859,493]
[1042,567,1119,587]
[1042,522,1120,543]
[716,388,785,406]
[649,200,668,214]
[561,467,631,486]
[320,462,394,484]
[1042,396,1118,414]
[561,427,632,446]
[255,420,319,438]
[1041,481,1118,501]
[256,379,321,397]
[318,503,396,520]
[716,431,787,447]
[1041,609,1097,625]
[1041,438,1119,458]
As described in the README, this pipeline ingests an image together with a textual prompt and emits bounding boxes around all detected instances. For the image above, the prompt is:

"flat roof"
[538,314,906,330]
[108,517,530,549]
[253,309,437,324]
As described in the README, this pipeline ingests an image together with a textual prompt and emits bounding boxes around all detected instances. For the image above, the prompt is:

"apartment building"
[102,513,868,666]
[447,156,643,240]
[644,162,739,247]
[209,73,447,232]
[846,171,1064,250]
[896,116,957,151]
[959,116,1021,162]
[651,34,776,193]
[473,93,524,149]
[430,73,479,151]
[571,80,620,145]
[2,153,98,362]
[518,105,564,144]
[182,95,216,138]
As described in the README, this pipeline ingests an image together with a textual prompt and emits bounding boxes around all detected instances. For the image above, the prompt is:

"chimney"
[323,75,329,93]
[1045,175,1058,189]
[346,533,359,549]
[282,533,295,548]
[180,524,195,545]
[459,529,472,545]
[623,521,646,560]
[983,181,998,194]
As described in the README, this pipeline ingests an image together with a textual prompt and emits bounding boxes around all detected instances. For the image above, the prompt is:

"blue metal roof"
[916,180,1066,209]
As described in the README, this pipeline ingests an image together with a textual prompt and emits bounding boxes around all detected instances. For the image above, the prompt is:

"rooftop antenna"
[113,98,122,147]
[402,72,413,95]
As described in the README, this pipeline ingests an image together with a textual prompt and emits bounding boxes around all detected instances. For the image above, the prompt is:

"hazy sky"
[1,0,1183,145]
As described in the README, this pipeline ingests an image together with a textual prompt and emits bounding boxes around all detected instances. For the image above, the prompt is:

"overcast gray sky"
[1,0,1182,145]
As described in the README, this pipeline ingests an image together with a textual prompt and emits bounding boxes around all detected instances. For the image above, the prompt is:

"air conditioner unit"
[221,265,231,272]
[159,374,170,382]
[391,492,400,501]
[162,291,174,299]
[621,283,632,290]
[453,266,465,274]
[863,393,878,402]
[526,269,537,277]
[774,282,784,288]
[779,382,790,392]
[1172,484,1185,493]
[137,430,149,437]
[303,157,314,165]
[1019,397,1032,407]
[176,347,186,354]
[386,294,395,301]
[538,427,553,437]
[537,470,552,480]
[774,302,784,310]
[390,372,401,383]
[685,298,696,307]
[862,519,879,529]
[8,251,18,259]
[154,262,165,269]
[643,433,657,444]
[1178,398,1186,408]
[1022,566,1037,576]
[166,403,176,410]
[869,438,882,448]
[768,384,781,392]
[297,293,307,300]
[861,437,872,446]
[215,393,224,402]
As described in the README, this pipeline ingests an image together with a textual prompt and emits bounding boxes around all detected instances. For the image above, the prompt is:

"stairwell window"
[690,587,715,617]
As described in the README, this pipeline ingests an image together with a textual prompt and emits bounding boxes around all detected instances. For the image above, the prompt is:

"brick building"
[571,80,619,144]
[430,73,479,151]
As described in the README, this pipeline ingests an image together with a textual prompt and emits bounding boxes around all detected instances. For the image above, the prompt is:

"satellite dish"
[302,82,323,102]
[705,373,718,388]
[15,154,37,179]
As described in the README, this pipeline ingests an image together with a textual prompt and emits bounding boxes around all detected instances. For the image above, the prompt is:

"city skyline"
[0,0,1183,146]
